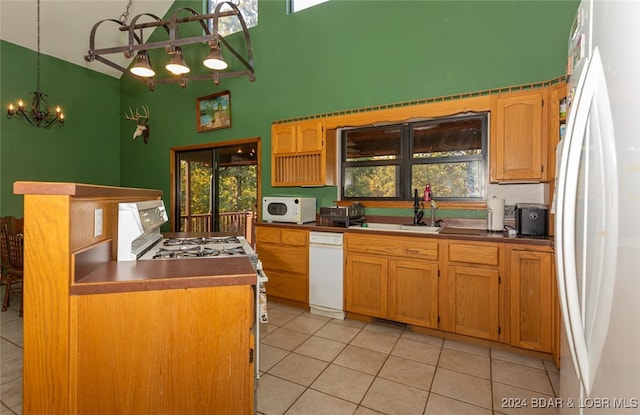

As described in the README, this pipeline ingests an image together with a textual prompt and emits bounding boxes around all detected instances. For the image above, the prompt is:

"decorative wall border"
[273,76,566,125]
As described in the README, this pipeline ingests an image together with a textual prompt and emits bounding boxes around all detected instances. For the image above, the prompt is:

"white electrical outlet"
[94,208,103,237]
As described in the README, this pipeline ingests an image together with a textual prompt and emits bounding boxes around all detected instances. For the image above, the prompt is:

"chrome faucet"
[429,199,439,227]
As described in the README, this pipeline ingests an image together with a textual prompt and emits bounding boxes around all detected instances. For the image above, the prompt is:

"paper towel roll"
[487,197,505,231]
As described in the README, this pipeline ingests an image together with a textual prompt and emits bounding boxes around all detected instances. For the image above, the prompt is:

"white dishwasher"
[309,231,345,319]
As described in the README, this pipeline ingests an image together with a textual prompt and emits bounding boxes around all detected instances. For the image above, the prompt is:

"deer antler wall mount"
[124,106,150,144]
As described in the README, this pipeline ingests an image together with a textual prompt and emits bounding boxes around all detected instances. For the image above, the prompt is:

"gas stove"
[116,201,268,379]
[138,235,255,261]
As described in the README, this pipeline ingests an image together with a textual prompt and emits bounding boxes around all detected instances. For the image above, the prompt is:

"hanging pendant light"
[203,42,228,71]
[130,50,155,77]
[85,2,255,89]
[165,47,190,75]
[6,0,64,128]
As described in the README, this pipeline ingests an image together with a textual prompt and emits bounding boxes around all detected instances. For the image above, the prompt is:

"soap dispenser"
[423,184,432,202]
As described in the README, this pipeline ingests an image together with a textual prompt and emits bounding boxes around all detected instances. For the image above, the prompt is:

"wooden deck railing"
[180,211,255,245]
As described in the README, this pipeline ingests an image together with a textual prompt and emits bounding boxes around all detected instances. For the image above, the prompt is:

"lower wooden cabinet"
[345,254,388,318]
[344,234,439,329]
[256,226,309,307]
[444,265,500,341]
[440,241,503,341]
[269,227,559,361]
[71,285,254,415]
[388,259,439,328]
[509,246,554,353]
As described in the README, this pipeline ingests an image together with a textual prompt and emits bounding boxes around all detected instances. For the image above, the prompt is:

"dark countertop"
[257,221,554,248]
[71,233,257,295]
[72,256,257,295]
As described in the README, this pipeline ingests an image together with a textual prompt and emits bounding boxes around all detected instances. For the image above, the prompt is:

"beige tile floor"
[0,295,560,415]
[257,302,560,415]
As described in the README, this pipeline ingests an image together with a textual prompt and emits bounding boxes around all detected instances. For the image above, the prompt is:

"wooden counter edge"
[14,181,162,198]
[70,273,257,295]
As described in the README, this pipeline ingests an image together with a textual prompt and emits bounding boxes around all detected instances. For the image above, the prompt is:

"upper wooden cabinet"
[547,82,568,236]
[490,89,547,183]
[271,119,336,187]
[272,120,324,154]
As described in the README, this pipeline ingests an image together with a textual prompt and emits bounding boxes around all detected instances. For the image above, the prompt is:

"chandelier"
[84,1,255,90]
[6,0,65,128]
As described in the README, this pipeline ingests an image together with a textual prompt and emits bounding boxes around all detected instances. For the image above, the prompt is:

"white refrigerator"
[555,0,640,414]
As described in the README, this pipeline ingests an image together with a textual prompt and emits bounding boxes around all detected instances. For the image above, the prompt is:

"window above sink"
[340,113,488,202]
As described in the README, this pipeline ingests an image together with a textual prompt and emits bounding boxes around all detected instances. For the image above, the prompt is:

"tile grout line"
[279,317,356,414]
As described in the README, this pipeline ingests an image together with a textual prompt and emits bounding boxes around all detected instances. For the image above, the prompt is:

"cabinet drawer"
[257,245,307,274]
[346,234,438,261]
[264,271,308,303]
[256,227,308,247]
[448,243,500,266]
[256,227,281,244]
[282,229,308,246]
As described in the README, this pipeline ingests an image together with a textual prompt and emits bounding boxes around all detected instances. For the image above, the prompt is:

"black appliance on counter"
[515,203,548,237]
[318,203,365,227]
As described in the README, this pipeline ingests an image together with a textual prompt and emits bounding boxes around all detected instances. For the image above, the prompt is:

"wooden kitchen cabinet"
[343,228,560,361]
[547,82,568,236]
[344,233,439,328]
[508,245,554,353]
[440,241,503,341]
[272,119,324,154]
[345,254,388,318]
[271,119,336,187]
[490,88,547,183]
[256,225,309,308]
[388,259,439,328]
[551,253,561,367]
[71,285,254,414]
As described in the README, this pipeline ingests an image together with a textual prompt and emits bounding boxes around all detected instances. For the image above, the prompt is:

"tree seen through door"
[176,141,258,243]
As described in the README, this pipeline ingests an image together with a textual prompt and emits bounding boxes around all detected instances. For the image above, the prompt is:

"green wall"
[1,0,579,219]
[0,41,121,216]
[118,0,578,217]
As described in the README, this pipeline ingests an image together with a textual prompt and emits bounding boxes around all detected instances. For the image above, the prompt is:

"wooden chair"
[0,216,24,235]
[1,232,24,317]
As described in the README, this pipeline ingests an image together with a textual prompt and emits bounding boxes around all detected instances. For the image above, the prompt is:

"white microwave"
[262,197,316,224]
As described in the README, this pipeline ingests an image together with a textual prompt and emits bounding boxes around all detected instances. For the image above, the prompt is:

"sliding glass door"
[172,139,259,243]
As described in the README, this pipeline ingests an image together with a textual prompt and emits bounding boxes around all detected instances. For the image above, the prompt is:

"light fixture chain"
[119,0,133,24]
[36,0,41,92]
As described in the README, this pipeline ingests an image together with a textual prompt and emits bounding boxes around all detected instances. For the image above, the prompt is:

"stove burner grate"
[152,244,247,259]
[163,236,241,246]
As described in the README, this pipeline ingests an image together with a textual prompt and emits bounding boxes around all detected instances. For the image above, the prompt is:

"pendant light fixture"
[6,0,64,128]
[85,1,254,90]
[130,50,155,77]
[165,47,190,75]
[203,41,228,71]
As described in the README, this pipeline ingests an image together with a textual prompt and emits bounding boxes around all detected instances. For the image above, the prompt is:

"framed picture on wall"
[196,91,231,132]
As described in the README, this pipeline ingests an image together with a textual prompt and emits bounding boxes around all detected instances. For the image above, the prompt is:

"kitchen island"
[14,181,256,415]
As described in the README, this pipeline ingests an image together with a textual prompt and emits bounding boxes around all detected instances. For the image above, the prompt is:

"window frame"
[288,0,330,13]
[340,113,488,202]
[207,0,258,36]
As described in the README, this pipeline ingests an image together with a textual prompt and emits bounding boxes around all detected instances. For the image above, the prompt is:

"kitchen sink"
[348,223,441,233]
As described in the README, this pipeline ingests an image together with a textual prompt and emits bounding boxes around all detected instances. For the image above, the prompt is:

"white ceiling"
[0,0,173,78]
